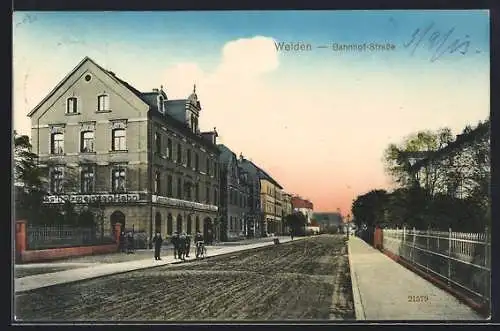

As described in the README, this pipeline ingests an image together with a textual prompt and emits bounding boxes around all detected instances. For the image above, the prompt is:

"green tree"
[351,189,389,228]
[285,211,307,235]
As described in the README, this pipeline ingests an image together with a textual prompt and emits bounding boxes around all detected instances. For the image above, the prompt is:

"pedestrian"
[119,231,125,252]
[127,232,134,254]
[178,232,187,261]
[152,232,163,260]
[185,233,191,258]
[290,228,294,240]
[207,229,213,245]
[171,231,179,259]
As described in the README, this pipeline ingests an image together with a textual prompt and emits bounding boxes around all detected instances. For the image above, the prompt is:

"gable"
[28,57,149,123]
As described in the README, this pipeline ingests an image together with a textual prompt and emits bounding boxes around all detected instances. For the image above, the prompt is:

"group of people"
[152,231,205,261]
[119,231,135,254]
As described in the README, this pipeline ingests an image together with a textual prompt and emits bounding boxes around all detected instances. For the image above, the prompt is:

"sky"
[12,10,490,214]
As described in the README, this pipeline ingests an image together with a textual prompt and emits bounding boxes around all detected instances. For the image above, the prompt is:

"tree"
[14,133,47,222]
[351,189,389,228]
[285,211,307,235]
[383,128,453,194]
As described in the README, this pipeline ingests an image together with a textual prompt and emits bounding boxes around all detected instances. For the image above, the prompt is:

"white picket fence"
[382,227,490,302]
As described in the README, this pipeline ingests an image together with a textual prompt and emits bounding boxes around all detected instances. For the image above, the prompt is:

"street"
[15,235,354,321]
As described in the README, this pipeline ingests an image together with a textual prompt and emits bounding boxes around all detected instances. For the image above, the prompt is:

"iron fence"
[27,224,116,250]
[382,227,490,303]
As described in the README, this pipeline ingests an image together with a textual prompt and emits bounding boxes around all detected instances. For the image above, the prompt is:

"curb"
[347,238,366,320]
[381,248,490,319]
[15,238,305,294]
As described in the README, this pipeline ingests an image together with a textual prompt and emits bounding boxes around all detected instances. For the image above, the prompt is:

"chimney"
[239,153,244,161]
[153,88,159,93]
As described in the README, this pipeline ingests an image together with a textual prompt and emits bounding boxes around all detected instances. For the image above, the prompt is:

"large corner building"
[27,56,221,242]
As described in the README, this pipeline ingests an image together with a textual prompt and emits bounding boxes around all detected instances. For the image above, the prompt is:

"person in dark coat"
[185,233,191,257]
[290,228,294,240]
[152,232,163,260]
[127,232,134,254]
[178,233,187,261]
[171,232,180,259]
[119,232,125,252]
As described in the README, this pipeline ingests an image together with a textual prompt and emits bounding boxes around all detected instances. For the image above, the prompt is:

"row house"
[281,192,293,235]
[28,56,220,243]
[291,196,314,224]
[238,157,263,238]
[217,145,251,241]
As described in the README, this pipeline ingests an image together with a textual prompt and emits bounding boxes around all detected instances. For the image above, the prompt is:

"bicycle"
[195,242,207,259]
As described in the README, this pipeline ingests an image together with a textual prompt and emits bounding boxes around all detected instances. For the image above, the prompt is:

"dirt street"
[15,235,354,321]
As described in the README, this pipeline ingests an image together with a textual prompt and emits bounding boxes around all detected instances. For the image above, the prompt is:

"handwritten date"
[403,22,472,62]
[408,295,429,303]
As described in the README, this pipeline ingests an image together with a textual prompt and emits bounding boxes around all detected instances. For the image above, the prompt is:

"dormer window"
[97,94,110,112]
[157,95,165,114]
[66,97,78,114]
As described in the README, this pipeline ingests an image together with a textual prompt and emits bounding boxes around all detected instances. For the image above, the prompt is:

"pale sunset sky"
[12,10,490,214]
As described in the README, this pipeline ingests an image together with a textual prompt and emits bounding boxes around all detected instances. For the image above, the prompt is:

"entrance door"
[155,212,162,233]
[110,210,126,232]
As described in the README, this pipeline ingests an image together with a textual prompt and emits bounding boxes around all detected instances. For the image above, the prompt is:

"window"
[97,95,110,112]
[81,166,94,193]
[206,158,211,175]
[214,188,218,205]
[154,171,161,194]
[187,149,192,168]
[50,133,64,154]
[50,167,64,193]
[66,97,78,114]
[185,181,191,200]
[155,132,161,154]
[177,144,182,163]
[112,129,126,151]
[167,175,173,197]
[177,177,182,198]
[157,95,165,113]
[112,166,126,192]
[195,183,199,202]
[167,139,172,159]
[206,187,210,204]
[195,153,199,171]
[80,131,95,153]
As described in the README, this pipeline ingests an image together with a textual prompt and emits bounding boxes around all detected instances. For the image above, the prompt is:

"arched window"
[97,94,109,112]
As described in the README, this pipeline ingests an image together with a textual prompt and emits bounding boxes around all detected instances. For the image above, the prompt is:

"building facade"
[281,192,293,234]
[218,145,251,241]
[238,157,263,238]
[313,212,342,231]
[291,196,314,224]
[28,56,220,243]
[258,170,283,236]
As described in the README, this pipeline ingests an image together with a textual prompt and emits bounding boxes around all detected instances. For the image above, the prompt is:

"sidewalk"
[348,236,483,320]
[15,236,300,293]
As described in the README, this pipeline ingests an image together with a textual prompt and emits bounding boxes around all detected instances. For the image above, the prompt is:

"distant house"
[313,212,342,230]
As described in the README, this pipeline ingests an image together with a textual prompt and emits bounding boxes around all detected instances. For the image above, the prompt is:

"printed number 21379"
[408,295,429,302]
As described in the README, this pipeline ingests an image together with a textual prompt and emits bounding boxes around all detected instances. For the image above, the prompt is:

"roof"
[27,56,153,117]
[409,120,490,172]
[149,110,220,153]
[28,56,220,153]
[240,159,283,189]
[217,144,238,164]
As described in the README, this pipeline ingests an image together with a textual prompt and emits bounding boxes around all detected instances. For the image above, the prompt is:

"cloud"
[218,36,279,78]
